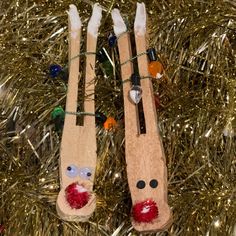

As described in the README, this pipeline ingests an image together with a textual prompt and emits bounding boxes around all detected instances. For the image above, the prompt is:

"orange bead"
[148,61,163,78]
[103,117,117,130]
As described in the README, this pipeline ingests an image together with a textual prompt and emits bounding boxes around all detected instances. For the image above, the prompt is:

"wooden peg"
[112,2,172,232]
[56,4,102,222]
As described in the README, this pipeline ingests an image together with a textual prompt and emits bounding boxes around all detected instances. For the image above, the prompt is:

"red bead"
[132,199,158,223]
[65,182,90,209]
[154,93,161,110]
[0,225,5,233]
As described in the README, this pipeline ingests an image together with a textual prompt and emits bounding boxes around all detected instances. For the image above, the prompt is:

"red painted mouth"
[65,182,90,209]
[132,199,158,223]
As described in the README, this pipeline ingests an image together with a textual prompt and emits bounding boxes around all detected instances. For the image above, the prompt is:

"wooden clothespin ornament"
[112,2,172,232]
[56,4,102,222]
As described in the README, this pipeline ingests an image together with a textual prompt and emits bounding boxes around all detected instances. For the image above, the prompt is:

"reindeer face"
[125,140,166,222]
[64,164,94,209]
[56,126,97,221]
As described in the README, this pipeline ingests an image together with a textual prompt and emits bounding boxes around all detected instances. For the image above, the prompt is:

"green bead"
[51,106,65,120]
[51,106,65,132]
[102,60,113,77]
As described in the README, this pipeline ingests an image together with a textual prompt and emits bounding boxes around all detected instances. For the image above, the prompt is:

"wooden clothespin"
[112,2,172,232]
[56,4,102,222]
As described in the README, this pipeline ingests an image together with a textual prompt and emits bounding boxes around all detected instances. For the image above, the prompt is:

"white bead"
[129,88,142,104]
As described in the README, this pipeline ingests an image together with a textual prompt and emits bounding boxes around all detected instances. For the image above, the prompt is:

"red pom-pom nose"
[65,182,90,209]
[132,199,158,223]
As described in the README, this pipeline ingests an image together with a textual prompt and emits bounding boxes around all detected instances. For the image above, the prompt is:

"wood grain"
[114,5,172,232]
[56,13,97,222]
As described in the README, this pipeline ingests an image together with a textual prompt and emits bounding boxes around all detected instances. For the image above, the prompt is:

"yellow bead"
[148,61,163,78]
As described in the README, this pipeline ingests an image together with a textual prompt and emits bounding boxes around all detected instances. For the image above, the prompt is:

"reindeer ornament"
[112,2,172,232]
[56,4,102,222]
[57,2,172,232]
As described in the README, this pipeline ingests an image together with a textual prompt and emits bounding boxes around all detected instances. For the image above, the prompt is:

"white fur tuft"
[87,3,102,38]
[111,9,127,37]
[134,2,146,36]
[68,4,81,38]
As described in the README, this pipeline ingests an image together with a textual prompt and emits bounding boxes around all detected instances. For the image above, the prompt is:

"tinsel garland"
[0,0,236,235]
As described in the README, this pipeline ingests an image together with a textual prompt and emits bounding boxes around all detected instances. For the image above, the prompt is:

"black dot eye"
[136,180,146,189]
[149,179,158,188]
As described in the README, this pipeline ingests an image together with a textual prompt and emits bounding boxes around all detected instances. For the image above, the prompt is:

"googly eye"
[78,167,93,180]
[66,165,79,178]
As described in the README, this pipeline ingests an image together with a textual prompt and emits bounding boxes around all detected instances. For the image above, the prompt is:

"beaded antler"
[112,2,172,232]
[56,4,102,222]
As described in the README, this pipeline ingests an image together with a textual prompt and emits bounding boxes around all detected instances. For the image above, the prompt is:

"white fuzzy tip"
[111,9,127,37]
[76,184,87,193]
[134,2,146,36]
[156,73,163,79]
[69,4,81,38]
[88,3,102,38]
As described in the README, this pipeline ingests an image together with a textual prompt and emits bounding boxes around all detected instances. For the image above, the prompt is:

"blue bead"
[95,112,107,125]
[108,34,117,47]
[49,64,62,78]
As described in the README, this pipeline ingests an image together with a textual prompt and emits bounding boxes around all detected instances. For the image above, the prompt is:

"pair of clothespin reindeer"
[56,2,172,232]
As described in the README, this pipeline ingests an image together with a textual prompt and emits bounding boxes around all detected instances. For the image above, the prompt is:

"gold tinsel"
[0,0,236,235]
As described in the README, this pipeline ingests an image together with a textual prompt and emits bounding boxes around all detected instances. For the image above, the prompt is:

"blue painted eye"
[66,165,79,178]
[78,167,92,180]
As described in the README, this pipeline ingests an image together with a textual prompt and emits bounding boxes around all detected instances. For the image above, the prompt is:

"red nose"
[65,182,90,209]
[132,199,158,223]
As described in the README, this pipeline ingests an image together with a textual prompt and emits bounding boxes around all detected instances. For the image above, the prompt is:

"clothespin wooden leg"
[56,4,102,222]
[112,2,172,232]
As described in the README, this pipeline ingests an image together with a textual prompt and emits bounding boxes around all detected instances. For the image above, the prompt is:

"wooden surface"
[114,5,172,232]
[56,13,97,222]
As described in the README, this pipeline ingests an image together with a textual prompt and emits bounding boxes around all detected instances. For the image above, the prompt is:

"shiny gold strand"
[0,0,236,235]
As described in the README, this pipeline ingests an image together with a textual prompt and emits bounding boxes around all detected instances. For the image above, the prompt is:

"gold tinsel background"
[0,0,236,235]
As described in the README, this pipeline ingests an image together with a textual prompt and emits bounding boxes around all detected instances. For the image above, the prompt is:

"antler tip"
[111,8,127,36]
[134,2,146,36]
[87,3,102,37]
[68,4,81,32]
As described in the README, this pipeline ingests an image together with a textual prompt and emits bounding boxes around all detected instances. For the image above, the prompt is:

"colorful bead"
[51,106,65,132]
[95,112,107,125]
[148,61,163,79]
[49,64,62,78]
[97,48,107,63]
[129,74,142,104]
[131,73,141,86]
[108,34,117,47]
[97,48,113,76]
[103,117,117,130]
[147,48,158,61]
[129,86,142,104]
[0,225,5,234]
[154,93,161,109]
[59,67,69,82]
